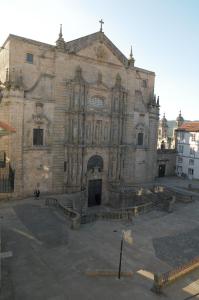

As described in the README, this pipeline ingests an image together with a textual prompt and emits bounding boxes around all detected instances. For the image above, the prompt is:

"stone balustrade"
[57,201,81,229]
[152,256,199,294]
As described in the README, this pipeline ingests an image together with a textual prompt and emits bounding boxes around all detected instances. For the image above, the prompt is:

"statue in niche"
[86,123,91,142]
[74,86,80,108]
[36,103,44,116]
[111,152,117,178]
[114,96,119,111]
[115,73,121,87]
[104,125,108,141]
[97,71,102,84]
[95,124,99,143]
[75,66,82,81]
[73,123,78,142]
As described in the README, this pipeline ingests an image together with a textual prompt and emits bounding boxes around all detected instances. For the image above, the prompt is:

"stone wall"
[157,149,176,177]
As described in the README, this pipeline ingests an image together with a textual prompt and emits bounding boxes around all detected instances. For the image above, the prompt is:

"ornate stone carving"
[95,45,107,60]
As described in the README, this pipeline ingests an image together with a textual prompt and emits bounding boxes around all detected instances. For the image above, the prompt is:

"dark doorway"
[158,164,166,177]
[88,180,102,207]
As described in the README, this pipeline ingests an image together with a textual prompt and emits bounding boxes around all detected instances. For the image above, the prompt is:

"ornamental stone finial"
[56,24,65,50]
[130,46,133,59]
[59,24,63,38]
[128,45,135,67]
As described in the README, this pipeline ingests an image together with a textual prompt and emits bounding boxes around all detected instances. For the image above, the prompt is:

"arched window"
[87,155,103,172]
[161,140,165,150]
[137,132,144,146]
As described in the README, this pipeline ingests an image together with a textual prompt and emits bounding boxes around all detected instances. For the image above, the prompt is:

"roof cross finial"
[99,19,104,32]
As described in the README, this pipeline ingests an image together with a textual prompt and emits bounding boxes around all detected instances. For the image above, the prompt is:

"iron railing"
[0,163,15,193]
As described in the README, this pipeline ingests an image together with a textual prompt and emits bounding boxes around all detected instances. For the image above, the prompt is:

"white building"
[176,122,199,179]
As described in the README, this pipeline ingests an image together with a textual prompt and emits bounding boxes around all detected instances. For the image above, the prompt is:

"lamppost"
[118,231,124,279]
[114,229,133,279]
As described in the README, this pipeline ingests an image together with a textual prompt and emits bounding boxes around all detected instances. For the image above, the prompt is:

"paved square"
[1,180,199,299]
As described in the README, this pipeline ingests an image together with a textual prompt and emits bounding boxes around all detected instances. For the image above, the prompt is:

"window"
[0,151,6,168]
[191,134,196,141]
[176,166,182,173]
[189,159,194,165]
[64,161,67,172]
[161,141,165,150]
[178,145,184,153]
[33,128,43,146]
[178,157,183,163]
[26,53,33,64]
[190,147,195,155]
[178,132,184,141]
[188,168,194,175]
[137,132,144,145]
[142,79,147,88]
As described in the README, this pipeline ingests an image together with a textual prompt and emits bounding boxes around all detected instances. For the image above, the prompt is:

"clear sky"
[0,0,198,120]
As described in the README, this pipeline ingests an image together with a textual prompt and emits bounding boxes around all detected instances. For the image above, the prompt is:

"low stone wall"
[81,210,132,224]
[126,202,154,216]
[57,202,81,230]
[81,202,155,224]
[152,256,199,293]
[175,192,194,203]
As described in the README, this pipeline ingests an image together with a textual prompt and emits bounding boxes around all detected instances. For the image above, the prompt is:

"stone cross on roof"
[99,19,104,32]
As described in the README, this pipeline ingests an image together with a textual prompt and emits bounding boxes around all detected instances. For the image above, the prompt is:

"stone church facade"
[0,26,159,205]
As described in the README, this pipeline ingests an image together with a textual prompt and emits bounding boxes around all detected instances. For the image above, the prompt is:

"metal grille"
[0,163,15,193]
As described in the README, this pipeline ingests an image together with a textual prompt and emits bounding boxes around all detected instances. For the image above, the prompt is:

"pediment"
[78,41,124,66]
[65,32,129,67]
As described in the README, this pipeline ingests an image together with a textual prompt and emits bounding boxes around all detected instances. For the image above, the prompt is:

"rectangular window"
[179,132,184,140]
[189,159,194,165]
[191,134,196,141]
[137,132,144,146]
[177,166,182,173]
[26,53,33,64]
[178,145,184,153]
[64,161,67,172]
[142,79,147,88]
[178,157,183,163]
[188,168,194,175]
[190,147,195,155]
[33,128,43,146]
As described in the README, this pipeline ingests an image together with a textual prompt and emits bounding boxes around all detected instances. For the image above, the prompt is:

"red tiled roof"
[176,122,199,132]
[0,121,16,133]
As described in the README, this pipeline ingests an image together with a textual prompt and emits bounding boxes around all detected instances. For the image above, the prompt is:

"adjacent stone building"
[176,122,199,179]
[0,25,159,205]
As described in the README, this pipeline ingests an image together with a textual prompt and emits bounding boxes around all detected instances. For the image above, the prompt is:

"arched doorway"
[87,155,103,207]
[158,164,166,177]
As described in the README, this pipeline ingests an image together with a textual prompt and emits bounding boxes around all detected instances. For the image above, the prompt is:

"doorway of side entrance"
[158,164,166,177]
[88,179,102,207]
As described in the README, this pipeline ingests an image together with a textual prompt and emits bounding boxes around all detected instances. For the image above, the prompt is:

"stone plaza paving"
[1,178,199,299]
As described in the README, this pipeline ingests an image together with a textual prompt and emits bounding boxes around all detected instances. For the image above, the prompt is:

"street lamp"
[114,229,133,279]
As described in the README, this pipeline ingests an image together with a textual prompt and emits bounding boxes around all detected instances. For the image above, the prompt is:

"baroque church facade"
[0,25,159,205]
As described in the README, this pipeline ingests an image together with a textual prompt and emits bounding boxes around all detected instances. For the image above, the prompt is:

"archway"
[87,155,103,207]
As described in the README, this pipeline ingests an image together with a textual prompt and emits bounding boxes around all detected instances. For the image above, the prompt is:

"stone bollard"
[152,273,163,294]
